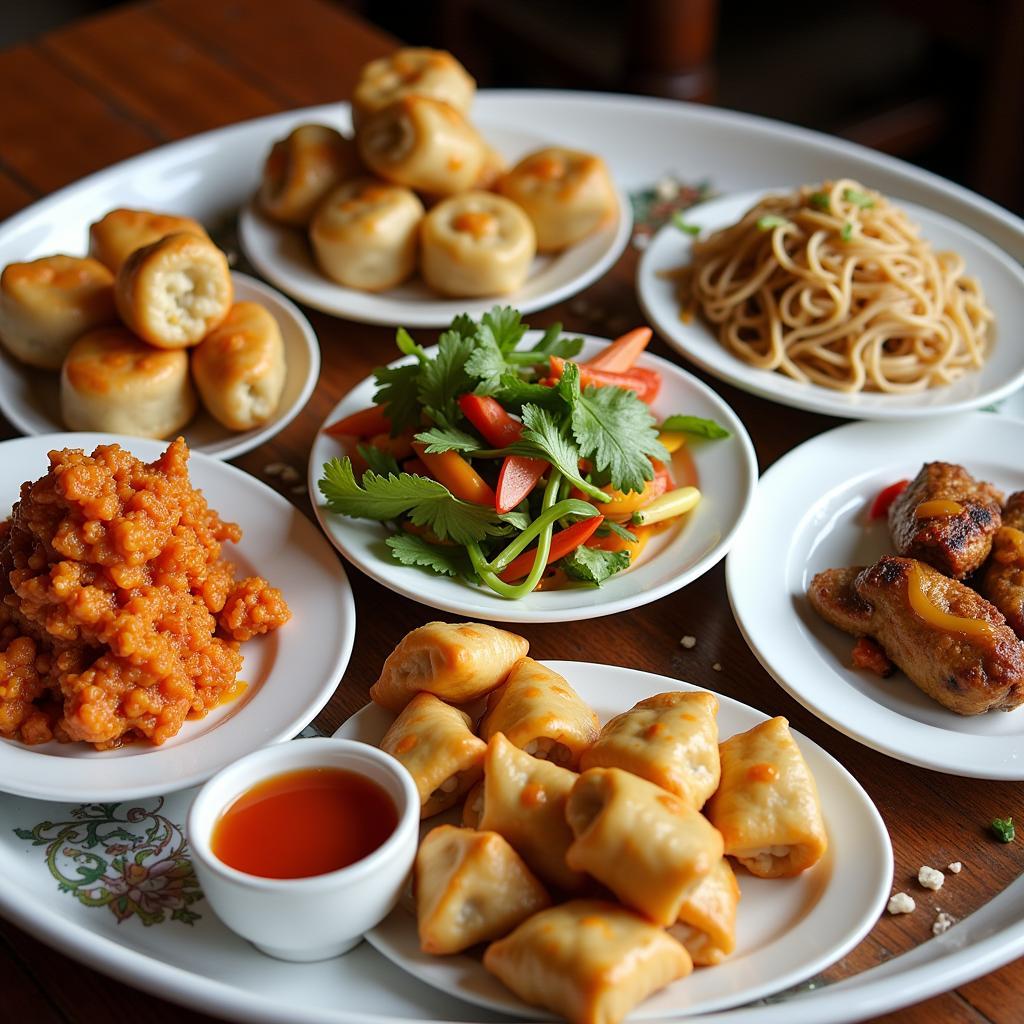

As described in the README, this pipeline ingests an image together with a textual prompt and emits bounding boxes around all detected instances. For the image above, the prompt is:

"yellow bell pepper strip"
[631,487,701,526]
[412,442,496,506]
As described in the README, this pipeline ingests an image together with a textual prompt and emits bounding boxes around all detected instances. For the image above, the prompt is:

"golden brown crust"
[88,208,211,272]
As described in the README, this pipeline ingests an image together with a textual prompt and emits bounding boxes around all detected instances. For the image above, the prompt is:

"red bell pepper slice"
[869,479,909,520]
[498,515,605,583]
[457,393,523,447]
[548,356,661,403]
[495,455,548,514]
[323,405,392,438]
[586,327,652,372]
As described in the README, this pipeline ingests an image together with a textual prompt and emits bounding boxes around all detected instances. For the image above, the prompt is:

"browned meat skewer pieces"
[982,492,1024,639]
[888,462,1003,579]
[808,555,1024,715]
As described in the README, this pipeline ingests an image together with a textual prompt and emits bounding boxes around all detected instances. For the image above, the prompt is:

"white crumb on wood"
[918,866,944,891]
[887,892,915,914]
[680,636,697,649]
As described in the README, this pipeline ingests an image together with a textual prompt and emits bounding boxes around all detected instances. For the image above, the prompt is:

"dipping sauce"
[211,767,398,879]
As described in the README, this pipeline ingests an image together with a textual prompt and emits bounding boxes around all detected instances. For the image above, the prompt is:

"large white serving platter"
[308,332,757,624]
[0,272,320,460]
[727,414,1024,779]
[0,89,1022,1022]
[0,433,354,801]
[239,124,632,327]
[637,189,1024,420]
[338,661,892,1020]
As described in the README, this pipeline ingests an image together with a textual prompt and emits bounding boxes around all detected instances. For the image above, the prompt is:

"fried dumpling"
[670,857,740,966]
[369,621,528,713]
[415,825,550,954]
[88,208,211,272]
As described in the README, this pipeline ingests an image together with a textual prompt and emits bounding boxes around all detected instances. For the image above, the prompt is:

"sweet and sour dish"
[0,208,288,438]
[809,461,1024,715]
[0,439,290,749]
[256,47,618,299]
[370,621,828,1024]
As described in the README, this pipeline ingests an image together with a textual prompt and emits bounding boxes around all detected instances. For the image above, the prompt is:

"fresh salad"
[317,307,729,599]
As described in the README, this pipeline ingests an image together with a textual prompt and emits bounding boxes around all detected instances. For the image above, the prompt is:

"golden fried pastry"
[351,47,475,130]
[191,302,286,431]
[369,621,528,712]
[357,95,485,196]
[0,255,116,370]
[670,858,740,966]
[309,178,424,292]
[60,326,196,438]
[475,144,507,190]
[415,825,549,955]
[420,192,535,297]
[115,232,233,349]
[257,124,360,227]
[497,147,616,252]
[484,900,692,1024]
[88,208,211,272]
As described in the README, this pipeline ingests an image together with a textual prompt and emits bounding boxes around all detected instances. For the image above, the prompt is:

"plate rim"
[0,271,322,461]
[636,188,1024,421]
[306,333,759,624]
[0,431,355,801]
[725,412,1024,779]
[341,658,893,1020]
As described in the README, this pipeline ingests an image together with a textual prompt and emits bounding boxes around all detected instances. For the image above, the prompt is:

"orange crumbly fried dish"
[0,438,290,750]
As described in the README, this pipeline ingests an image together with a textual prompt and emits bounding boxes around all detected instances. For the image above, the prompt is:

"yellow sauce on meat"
[907,562,993,638]
[914,499,964,518]
[993,526,1024,566]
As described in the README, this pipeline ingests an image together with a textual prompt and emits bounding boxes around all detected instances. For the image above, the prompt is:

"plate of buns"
[238,48,631,327]
[0,212,319,460]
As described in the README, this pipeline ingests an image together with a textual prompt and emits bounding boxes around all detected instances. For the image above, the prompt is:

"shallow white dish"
[336,660,892,1020]
[239,124,632,327]
[307,332,757,624]
[637,189,1024,420]
[0,272,320,461]
[0,433,354,801]
[726,413,1024,779]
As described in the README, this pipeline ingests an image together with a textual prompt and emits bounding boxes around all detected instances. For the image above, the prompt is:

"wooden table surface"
[0,1,1020,1021]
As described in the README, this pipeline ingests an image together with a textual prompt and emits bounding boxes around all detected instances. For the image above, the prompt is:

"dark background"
[3,0,1022,214]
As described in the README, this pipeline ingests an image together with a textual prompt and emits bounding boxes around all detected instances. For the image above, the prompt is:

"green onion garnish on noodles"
[672,211,701,235]
[840,222,853,241]
[757,215,790,230]
[842,188,875,209]
[809,191,830,211]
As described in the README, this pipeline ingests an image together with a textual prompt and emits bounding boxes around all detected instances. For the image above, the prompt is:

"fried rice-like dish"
[0,438,290,749]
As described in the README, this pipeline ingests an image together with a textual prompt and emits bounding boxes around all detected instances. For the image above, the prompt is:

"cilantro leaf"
[491,375,565,411]
[480,306,527,353]
[386,533,475,580]
[498,510,531,532]
[418,328,476,427]
[464,334,508,394]
[372,362,421,434]
[596,520,639,542]
[991,816,1016,843]
[559,363,668,494]
[356,444,401,476]
[561,546,631,584]
[842,187,875,209]
[660,414,730,439]
[529,323,585,360]
[414,426,481,454]
[318,457,506,545]
[504,404,602,500]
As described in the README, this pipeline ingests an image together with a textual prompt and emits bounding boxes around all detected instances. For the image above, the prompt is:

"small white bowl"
[187,737,419,962]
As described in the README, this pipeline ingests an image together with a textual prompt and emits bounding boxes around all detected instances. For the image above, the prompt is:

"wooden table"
[0,1,1020,1021]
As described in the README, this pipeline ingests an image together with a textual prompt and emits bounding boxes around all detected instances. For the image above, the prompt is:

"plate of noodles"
[637,181,1024,420]
[0,433,354,802]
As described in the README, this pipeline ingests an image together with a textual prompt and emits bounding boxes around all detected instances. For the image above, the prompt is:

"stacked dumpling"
[256,47,618,299]
[0,208,287,438]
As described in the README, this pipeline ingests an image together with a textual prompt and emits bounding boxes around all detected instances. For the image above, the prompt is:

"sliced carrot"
[498,516,605,583]
[366,431,415,461]
[587,524,653,562]
[323,405,391,438]
[458,394,523,448]
[412,443,496,505]
[548,356,661,403]
[586,327,652,372]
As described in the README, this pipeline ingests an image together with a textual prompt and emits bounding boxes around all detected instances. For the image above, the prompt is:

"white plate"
[0,433,354,801]
[726,413,1024,779]
[238,123,632,327]
[307,332,757,624]
[637,189,1024,420]
[336,660,892,1020]
[0,272,320,461]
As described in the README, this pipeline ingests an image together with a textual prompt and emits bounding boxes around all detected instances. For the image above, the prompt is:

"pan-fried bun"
[88,208,211,272]
[420,192,535,297]
[310,178,424,292]
[0,255,116,370]
[497,147,616,252]
[258,124,360,227]
[115,232,232,349]
[191,302,286,431]
[61,326,196,438]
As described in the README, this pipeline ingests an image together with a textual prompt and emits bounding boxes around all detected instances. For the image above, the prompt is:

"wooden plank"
[152,0,398,108]
[960,955,1024,1023]
[873,992,990,1023]
[0,927,68,1023]
[0,45,156,195]
[0,169,36,221]
[42,6,280,140]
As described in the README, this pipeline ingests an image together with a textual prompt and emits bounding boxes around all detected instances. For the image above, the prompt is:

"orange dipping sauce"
[211,767,398,879]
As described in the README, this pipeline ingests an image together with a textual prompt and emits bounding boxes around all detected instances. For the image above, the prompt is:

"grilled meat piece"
[981,492,1024,639]
[808,555,1024,715]
[888,462,1003,579]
